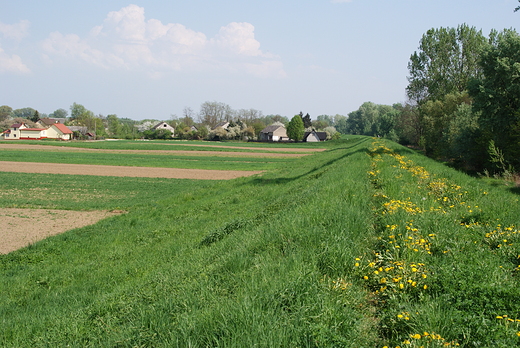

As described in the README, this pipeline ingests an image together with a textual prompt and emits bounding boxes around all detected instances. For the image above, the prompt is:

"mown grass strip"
[0,150,289,171]
[4,140,326,153]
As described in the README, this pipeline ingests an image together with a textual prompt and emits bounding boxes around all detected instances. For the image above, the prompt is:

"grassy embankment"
[1,137,520,347]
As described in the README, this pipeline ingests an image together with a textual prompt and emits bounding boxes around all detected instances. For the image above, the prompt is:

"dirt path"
[0,208,123,254]
[0,161,263,180]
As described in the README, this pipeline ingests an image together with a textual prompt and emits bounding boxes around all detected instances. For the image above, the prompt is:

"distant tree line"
[0,101,348,142]
[344,25,520,177]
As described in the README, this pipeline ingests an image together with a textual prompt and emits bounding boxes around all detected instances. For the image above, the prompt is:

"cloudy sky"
[1,0,519,120]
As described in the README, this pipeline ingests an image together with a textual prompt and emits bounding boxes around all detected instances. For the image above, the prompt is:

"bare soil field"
[0,144,312,157]
[0,208,123,254]
[0,161,263,180]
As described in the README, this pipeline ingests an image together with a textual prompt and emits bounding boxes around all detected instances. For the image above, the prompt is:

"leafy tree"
[263,114,288,125]
[407,24,487,104]
[419,92,472,156]
[70,102,89,120]
[142,129,172,140]
[107,114,121,137]
[394,103,421,145]
[68,103,102,133]
[516,1,520,12]
[12,107,36,119]
[444,103,484,171]
[49,108,68,119]
[345,102,399,138]
[0,105,12,122]
[312,119,329,130]
[198,101,233,127]
[30,110,40,123]
[301,113,312,128]
[235,108,263,124]
[334,115,348,134]
[208,126,228,141]
[287,114,305,142]
[469,29,520,169]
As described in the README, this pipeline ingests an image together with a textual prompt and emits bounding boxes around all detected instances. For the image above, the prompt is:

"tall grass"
[1,136,520,347]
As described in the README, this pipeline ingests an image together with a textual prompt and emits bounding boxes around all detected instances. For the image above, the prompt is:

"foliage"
[142,128,172,140]
[469,29,520,170]
[49,108,68,119]
[301,112,312,128]
[419,91,472,156]
[406,24,487,103]
[0,105,12,121]
[287,114,305,141]
[11,107,36,119]
[345,102,399,138]
[198,101,233,128]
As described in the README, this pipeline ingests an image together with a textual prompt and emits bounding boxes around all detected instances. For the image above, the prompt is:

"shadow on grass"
[509,186,520,195]
[248,137,371,186]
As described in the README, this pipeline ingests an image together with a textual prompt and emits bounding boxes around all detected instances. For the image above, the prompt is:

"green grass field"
[1,137,520,347]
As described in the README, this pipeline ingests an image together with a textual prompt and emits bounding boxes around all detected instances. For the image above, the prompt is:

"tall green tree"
[287,114,305,142]
[302,113,312,128]
[107,114,121,137]
[419,91,472,156]
[469,29,520,169]
[407,24,487,104]
[30,110,40,123]
[0,105,13,122]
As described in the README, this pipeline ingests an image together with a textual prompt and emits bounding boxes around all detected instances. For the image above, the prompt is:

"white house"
[2,122,72,140]
[303,131,327,142]
[47,123,73,140]
[152,122,175,137]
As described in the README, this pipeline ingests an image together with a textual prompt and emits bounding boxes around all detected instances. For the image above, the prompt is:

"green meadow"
[1,137,520,347]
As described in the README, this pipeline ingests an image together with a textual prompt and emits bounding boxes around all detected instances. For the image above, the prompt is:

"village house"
[303,131,328,142]
[2,122,73,140]
[152,122,175,137]
[212,121,230,130]
[259,124,289,142]
[36,117,66,128]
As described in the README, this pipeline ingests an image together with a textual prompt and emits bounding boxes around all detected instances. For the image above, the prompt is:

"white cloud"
[0,20,30,40]
[0,20,31,73]
[211,22,262,56]
[41,4,284,78]
[0,47,30,74]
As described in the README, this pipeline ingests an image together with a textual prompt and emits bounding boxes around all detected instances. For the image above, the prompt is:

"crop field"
[1,137,520,347]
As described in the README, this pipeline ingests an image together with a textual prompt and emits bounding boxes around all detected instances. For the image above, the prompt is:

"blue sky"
[1,0,519,121]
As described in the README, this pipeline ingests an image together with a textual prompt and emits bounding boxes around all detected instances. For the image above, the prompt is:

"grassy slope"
[1,137,520,347]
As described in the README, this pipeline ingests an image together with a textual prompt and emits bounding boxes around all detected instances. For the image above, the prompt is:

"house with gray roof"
[259,125,288,141]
